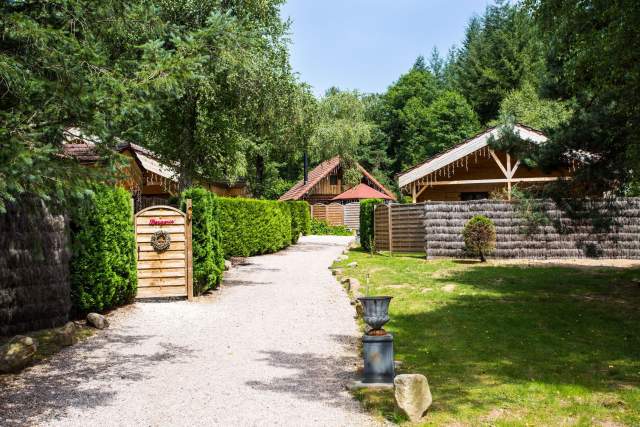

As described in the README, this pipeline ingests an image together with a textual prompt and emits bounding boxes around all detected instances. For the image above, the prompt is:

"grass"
[335,250,640,426]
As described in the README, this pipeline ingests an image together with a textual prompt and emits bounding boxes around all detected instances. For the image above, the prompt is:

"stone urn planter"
[358,296,392,335]
[358,296,395,383]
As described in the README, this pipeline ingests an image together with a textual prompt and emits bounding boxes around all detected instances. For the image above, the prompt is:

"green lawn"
[335,250,640,426]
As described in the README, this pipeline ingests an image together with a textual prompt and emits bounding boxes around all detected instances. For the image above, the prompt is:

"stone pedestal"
[362,333,395,383]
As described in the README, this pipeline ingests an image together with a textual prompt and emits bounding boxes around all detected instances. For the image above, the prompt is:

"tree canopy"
[2,0,639,203]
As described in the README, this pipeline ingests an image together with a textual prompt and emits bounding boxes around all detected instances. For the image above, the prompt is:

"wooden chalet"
[62,128,248,210]
[279,156,396,203]
[398,124,573,202]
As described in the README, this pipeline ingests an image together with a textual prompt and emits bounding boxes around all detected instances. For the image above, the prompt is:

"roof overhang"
[398,125,548,189]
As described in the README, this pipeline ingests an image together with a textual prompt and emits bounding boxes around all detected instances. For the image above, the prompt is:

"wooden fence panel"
[390,204,425,253]
[311,204,328,222]
[372,203,426,253]
[343,203,360,230]
[374,205,390,251]
[326,203,344,226]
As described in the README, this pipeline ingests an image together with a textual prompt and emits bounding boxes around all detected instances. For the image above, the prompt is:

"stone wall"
[0,197,71,336]
[423,198,640,259]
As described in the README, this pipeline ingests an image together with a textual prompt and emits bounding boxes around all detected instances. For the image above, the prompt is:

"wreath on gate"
[150,230,171,252]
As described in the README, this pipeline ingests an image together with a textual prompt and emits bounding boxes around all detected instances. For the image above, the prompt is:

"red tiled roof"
[278,156,397,201]
[331,183,393,201]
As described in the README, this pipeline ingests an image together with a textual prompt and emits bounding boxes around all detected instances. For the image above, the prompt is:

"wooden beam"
[510,160,521,178]
[426,177,561,186]
[506,154,512,201]
[411,182,417,203]
[415,182,431,200]
[489,149,509,178]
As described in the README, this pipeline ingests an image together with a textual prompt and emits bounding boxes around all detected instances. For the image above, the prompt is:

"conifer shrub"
[69,184,137,314]
[462,215,497,262]
[360,198,383,251]
[180,188,224,294]
[218,198,292,257]
[287,201,311,243]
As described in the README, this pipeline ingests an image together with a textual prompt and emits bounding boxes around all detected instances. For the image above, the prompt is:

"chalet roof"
[62,127,178,182]
[279,156,341,201]
[331,183,393,201]
[397,124,548,189]
[278,156,396,201]
[118,142,177,181]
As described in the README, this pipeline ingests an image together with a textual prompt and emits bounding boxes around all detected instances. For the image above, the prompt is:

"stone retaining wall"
[0,197,71,335]
[423,198,640,259]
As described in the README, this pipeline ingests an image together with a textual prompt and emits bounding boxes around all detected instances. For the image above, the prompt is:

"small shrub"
[180,187,224,294]
[360,199,382,251]
[287,201,311,243]
[310,218,353,236]
[218,198,292,257]
[462,215,496,262]
[69,184,137,314]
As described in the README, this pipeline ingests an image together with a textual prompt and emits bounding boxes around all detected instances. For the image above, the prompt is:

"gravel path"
[1,236,383,427]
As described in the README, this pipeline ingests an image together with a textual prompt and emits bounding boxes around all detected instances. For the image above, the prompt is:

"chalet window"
[460,192,489,201]
[329,175,338,185]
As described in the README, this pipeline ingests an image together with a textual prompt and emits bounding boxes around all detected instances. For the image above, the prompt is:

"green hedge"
[360,198,382,251]
[287,201,311,243]
[218,198,292,257]
[180,188,224,294]
[310,218,353,236]
[69,184,137,314]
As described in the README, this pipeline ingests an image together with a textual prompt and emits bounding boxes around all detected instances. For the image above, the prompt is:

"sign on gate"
[135,204,193,299]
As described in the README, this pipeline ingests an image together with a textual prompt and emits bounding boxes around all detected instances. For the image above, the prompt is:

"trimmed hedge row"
[180,188,225,294]
[360,198,382,251]
[287,201,311,243]
[218,197,293,258]
[69,184,137,314]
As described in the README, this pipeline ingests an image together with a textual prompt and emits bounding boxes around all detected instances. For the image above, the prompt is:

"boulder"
[0,336,37,374]
[336,255,348,262]
[332,268,343,276]
[54,322,78,346]
[394,374,432,422]
[355,300,364,318]
[87,313,109,330]
[224,260,232,271]
[347,261,358,268]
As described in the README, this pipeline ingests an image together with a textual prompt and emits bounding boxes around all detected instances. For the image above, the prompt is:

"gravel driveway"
[1,236,382,427]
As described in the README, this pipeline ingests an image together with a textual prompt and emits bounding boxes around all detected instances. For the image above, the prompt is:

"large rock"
[224,260,232,271]
[55,322,78,346]
[347,261,358,268]
[394,374,432,422]
[0,336,37,374]
[87,313,109,330]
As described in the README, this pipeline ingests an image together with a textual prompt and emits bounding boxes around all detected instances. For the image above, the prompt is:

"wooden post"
[412,183,417,204]
[185,199,194,301]
[506,153,512,201]
[387,204,393,256]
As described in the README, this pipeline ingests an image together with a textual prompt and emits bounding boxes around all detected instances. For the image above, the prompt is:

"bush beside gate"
[180,188,225,294]
[70,184,137,314]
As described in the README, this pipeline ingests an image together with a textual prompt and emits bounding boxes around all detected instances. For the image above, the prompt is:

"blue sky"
[280,0,493,97]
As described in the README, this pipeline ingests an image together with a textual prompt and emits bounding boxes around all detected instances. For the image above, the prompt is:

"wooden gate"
[135,204,193,299]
